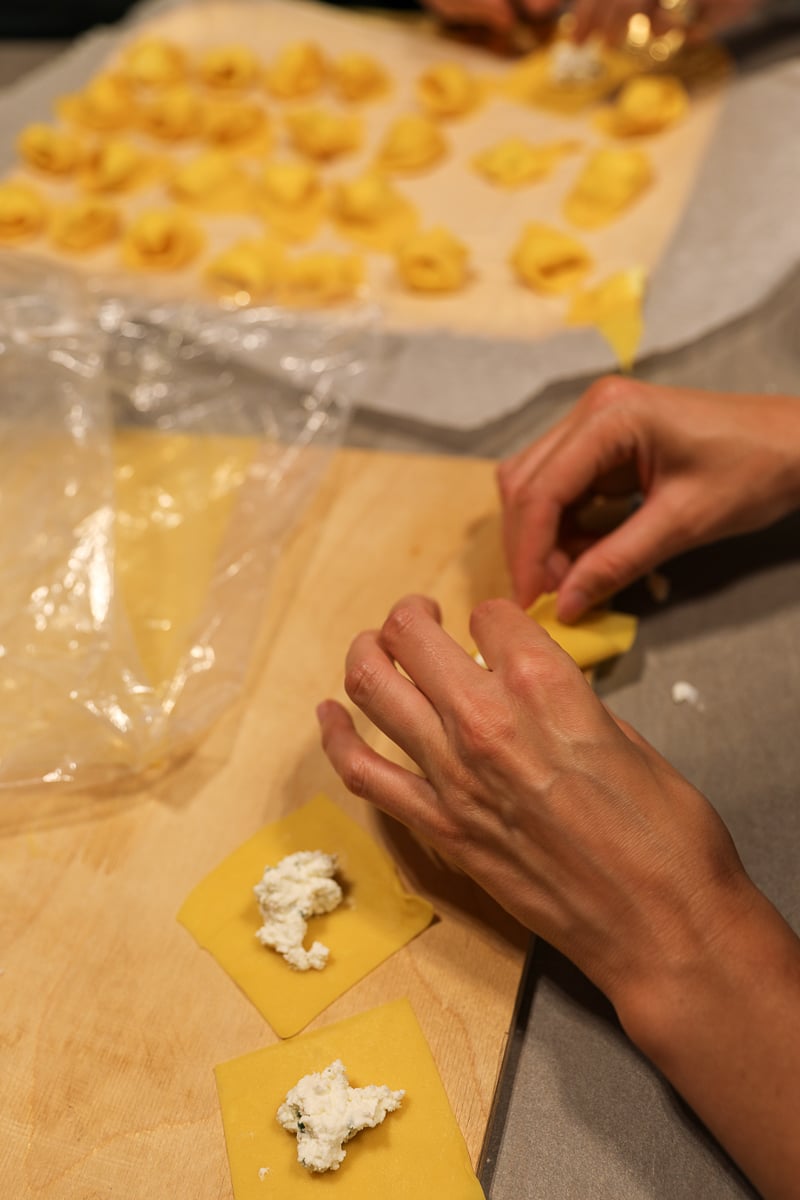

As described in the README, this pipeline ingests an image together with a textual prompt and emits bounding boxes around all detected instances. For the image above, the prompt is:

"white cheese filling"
[277,1059,404,1172]
[550,39,605,85]
[254,850,342,971]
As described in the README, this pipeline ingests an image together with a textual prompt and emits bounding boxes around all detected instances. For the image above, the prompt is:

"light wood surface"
[0,447,529,1199]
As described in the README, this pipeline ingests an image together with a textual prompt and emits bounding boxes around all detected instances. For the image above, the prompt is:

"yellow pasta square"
[178,795,434,1037]
[214,998,486,1198]
[528,592,637,667]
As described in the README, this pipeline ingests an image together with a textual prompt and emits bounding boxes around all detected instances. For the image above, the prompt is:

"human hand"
[498,377,800,621]
[421,0,560,34]
[570,0,761,43]
[318,593,750,1011]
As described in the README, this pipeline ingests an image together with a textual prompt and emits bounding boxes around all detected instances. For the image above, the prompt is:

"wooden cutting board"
[0,447,529,1199]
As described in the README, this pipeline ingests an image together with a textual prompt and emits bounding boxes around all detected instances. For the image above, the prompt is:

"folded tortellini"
[416,61,482,119]
[505,42,635,114]
[286,107,362,161]
[510,223,593,295]
[78,139,155,194]
[17,124,85,176]
[331,52,390,103]
[568,266,646,369]
[473,137,580,188]
[331,170,418,251]
[121,207,204,271]
[197,44,261,90]
[50,198,120,253]
[59,74,134,132]
[119,37,186,88]
[202,97,270,153]
[564,147,652,228]
[205,237,285,300]
[280,250,364,306]
[265,41,326,99]
[0,180,48,243]
[376,114,447,175]
[395,227,470,293]
[595,75,689,137]
[168,151,252,212]
[256,160,327,242]
[138,85,205,141]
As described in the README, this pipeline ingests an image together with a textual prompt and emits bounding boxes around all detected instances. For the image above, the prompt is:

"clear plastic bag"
[0,253,374,795]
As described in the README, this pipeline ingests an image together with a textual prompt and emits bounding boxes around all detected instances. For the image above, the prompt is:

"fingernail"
[557,587,589,623]
[315,701,330,723]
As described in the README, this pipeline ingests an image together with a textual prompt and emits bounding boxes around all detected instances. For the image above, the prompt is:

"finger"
[504,404,641,608]
[555,493,689,621]
[519,0,561,14]
[344,625,446,769]
[571,0,612,40]
[379,594,488,715]
[469,595,581,678]
[430,0,516,29]
[317,700,439,830]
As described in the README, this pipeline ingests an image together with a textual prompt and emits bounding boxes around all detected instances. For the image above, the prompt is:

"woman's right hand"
[498,377,800,621]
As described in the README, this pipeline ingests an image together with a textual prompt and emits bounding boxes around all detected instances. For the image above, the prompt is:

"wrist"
[612,875,799,1071]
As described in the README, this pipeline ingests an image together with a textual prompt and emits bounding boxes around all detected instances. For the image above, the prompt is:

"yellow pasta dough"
[197,44,261,90]
[564,147,653,228]
[416,61,482,119]
[201,97,270,154]
[264,41,326,99]
[510,222,592,295]
[376,113,447,175]
[331,51,390,103]
[17,123,84,176]
[49,198,120,253]
[526,593,637,667]
[205,237,285,301]
[595,74,690,137]
[119,37,186,88]
[58,74,134,133]
[0,180,48,243]
[396,227,469,293]
[214,999,485,1199]
[177,795,434,1037]
[78,138,155,194]
[256,160,327,242]
[473,136,581,188]
[281,251,365,307]
[331,171,418,251]
[568,266,646,369]
[138,85,205,141]
[286,106,361,161]
[168,151,252,212]
[121,207,204,271]
[505,40,637,114]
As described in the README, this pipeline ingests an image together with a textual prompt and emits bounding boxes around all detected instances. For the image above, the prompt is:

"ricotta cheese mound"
[550,40,605,85]
[254,850,343,971]
[276,1059,404,1172]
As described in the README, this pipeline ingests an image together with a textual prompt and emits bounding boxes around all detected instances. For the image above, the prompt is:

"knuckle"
[344,657,382,708]
[582,374,629,416]
[338,753,370,799]
[454,696,515,760]
[382,600,421,643]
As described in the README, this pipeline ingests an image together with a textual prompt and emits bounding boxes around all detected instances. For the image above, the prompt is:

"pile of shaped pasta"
[0,18,700,359]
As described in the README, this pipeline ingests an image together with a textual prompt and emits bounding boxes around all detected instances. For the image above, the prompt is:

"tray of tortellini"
[0,0,731,365]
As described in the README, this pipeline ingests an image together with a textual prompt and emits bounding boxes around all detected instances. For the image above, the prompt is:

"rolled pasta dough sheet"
[214,997,486,1198]
[177,794,435,1037]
